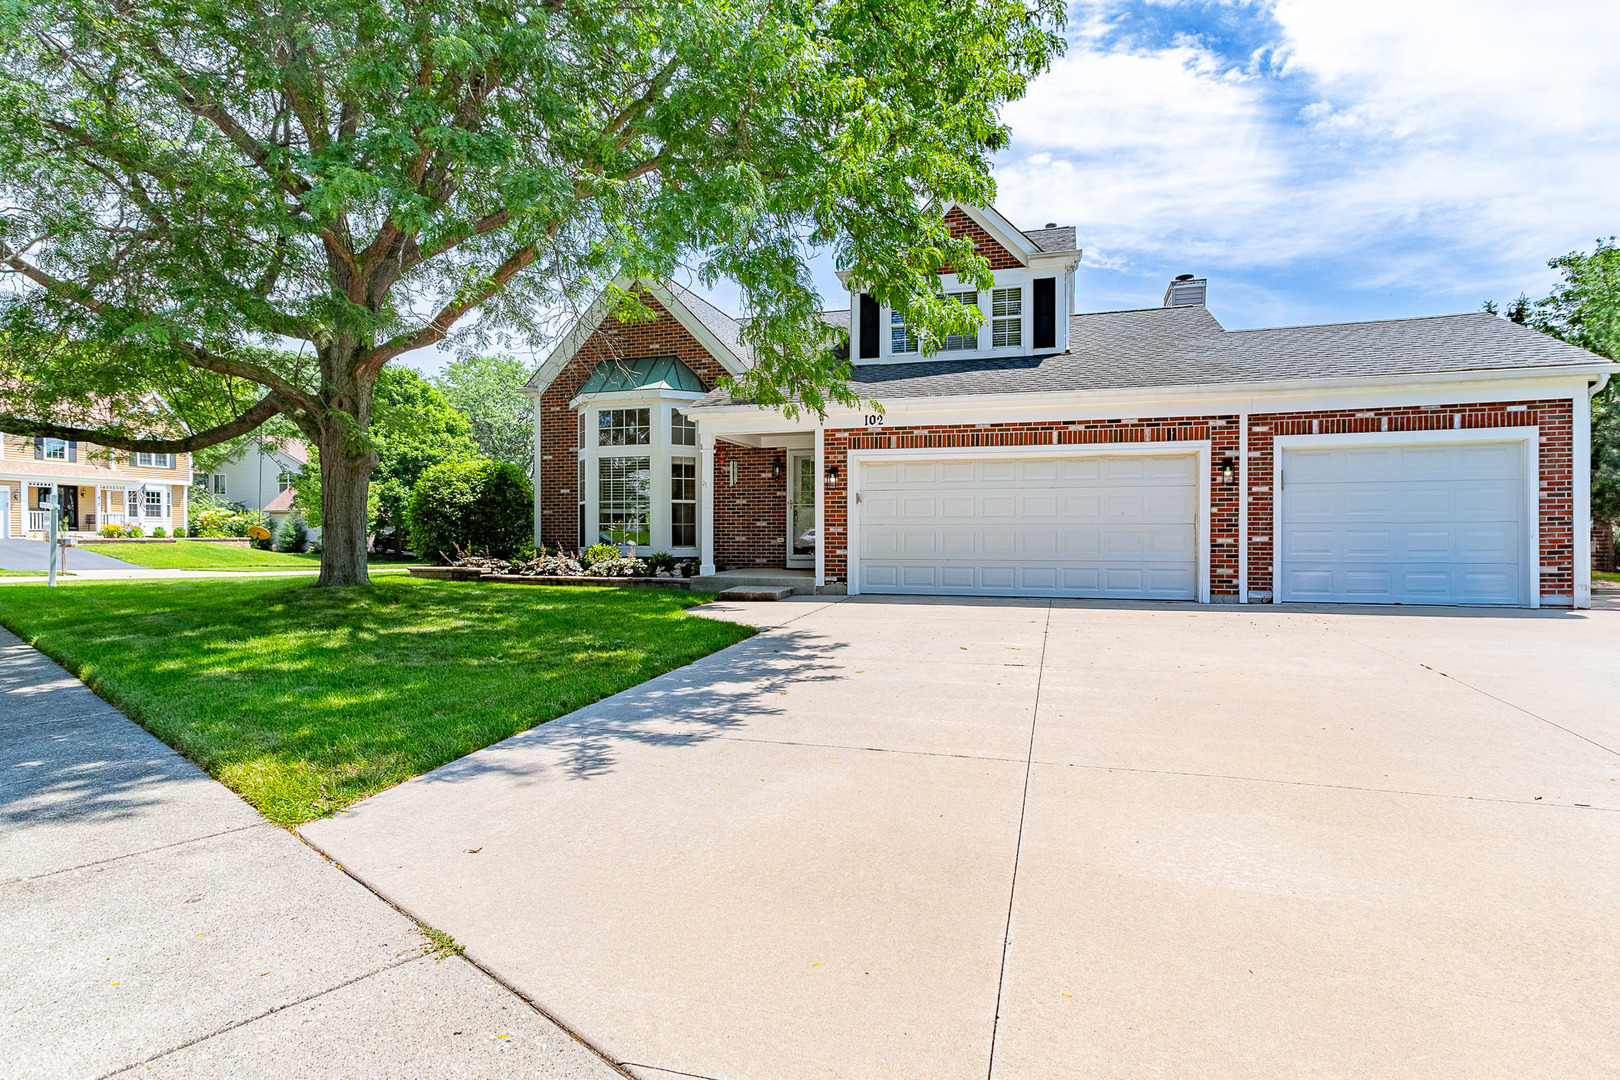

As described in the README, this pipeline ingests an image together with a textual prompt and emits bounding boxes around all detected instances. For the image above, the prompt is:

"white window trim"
[577,390,704,555]
[1271,427,1541,610]
[869,268,1049,364]
[44,437,68,461]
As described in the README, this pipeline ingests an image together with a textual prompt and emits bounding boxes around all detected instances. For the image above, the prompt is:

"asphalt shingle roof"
[690,306,1611,408]
[1021,226,1079,253]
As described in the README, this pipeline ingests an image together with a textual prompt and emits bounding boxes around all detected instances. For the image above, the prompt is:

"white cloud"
[993,0,1620,320]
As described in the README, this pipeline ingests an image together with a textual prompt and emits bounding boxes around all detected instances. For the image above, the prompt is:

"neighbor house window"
[890,310,918,354]
[44,438,67,461]
[213,474,227,494]
[671,457,697,547]
[277,471,292,493]
[671,408,697,447]
[941,291,978,351]
[193,471,209,488]
[144,489,164,518]
[598,456,650,545]
[991,287,1022,347]
[598,408,650,447]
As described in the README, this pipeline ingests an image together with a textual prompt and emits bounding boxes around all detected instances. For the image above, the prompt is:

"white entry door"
[856,453,1199,599]
[1278,440,1528,606]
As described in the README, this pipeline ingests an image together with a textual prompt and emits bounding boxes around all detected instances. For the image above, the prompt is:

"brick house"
[0,433,189,538]
[526,204,1616,609]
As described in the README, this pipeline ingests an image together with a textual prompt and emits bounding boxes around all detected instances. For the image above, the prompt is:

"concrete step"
[717,586,796,602]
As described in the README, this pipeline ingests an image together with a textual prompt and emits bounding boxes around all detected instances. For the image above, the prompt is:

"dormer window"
[942,291,979,351]
[890,310,918,354]
[992,288,1023,347]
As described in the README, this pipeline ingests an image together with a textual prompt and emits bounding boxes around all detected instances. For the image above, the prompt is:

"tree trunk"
[316,436,377,586]
[313,354,380,587]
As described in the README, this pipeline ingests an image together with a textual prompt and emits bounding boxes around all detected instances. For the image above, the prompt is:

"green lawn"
[1596,570,1620,583]
[78,540,415,571]
[0,569,49,577]
[0,578,749,826]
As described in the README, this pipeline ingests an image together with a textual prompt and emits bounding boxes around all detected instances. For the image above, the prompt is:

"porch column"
[95,485,104,532]
[699,432,716,576]
[814,425,825,588]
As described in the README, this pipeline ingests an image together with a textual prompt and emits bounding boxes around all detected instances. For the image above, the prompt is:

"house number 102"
[863,414,885,427]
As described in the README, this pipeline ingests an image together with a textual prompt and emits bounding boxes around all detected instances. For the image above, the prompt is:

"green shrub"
[273,515,309,553]
[150,527,167,538]
[406,459,533,563]
[173,526,186,538]
[646,551,678,573]
[583,542,622,564]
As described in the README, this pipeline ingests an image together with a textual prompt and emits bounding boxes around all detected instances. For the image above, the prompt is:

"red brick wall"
[1245,400,1574,602]
[943,206,1024,271]
[1594,518,1616,573]
[537,295,729,550]
[818,403,1576,605]
[712,443,789,570]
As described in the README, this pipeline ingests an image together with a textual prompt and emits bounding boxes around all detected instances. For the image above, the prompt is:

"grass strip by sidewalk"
[0,577,751,826]
[79,540,341,571]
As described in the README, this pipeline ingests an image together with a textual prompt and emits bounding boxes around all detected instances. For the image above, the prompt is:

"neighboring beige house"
[0,434,189,538]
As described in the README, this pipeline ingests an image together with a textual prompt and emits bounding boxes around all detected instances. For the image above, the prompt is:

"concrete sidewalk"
[0,626,624,1080]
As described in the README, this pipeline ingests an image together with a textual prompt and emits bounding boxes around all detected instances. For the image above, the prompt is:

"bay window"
[890,310,918,354]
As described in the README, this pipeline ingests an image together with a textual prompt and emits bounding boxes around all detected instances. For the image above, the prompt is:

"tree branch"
[362,241,539,375]
[0,391,292,454]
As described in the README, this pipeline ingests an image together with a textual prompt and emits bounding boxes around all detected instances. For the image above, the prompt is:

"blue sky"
[406,0,1618,373]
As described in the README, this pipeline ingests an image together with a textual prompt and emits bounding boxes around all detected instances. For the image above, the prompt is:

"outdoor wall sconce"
[1220,457,1237,485]
[825,465,840,482]
[771,461,783,480]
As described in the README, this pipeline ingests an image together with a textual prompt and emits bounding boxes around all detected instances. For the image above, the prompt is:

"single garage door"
[857,453,1198,599]
[1278,440,1527,605]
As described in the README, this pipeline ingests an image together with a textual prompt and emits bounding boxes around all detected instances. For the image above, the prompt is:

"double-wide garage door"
[1278,441,1527,606]
[858,454,1198,599]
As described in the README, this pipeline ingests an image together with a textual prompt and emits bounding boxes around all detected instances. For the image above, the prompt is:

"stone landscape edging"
[407,566,690,590]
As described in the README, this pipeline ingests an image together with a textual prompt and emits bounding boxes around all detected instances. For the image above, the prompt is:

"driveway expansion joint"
[0,822,272,889]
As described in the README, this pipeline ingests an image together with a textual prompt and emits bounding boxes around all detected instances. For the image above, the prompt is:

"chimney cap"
[1163,275,1208,308]
[1045,222,1057,228]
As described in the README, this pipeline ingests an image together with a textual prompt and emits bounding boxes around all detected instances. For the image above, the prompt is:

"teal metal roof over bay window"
[578,355,706,396]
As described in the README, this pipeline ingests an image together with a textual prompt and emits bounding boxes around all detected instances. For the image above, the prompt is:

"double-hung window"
[991,287,1022,348]
[144,489,164,519]
[890,310,918,354]
[671,408,696,447]
[213,474,227,494]
[277,472,292,493]
[671,458,697,547]
[941,291,979,351]
[598,456,650,545]
[44,438,67,461]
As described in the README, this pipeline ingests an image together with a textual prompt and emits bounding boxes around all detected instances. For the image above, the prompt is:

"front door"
[786,450,817,568]
[58,486,79,531]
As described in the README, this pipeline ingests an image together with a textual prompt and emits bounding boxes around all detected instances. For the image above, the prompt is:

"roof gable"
[524,280,748,397]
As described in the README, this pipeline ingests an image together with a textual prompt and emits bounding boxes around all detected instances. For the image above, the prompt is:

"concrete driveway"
[0,536,133,571]
[302,596,1620,1079]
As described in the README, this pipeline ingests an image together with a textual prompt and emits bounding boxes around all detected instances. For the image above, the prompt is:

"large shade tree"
[0,0,1063,585]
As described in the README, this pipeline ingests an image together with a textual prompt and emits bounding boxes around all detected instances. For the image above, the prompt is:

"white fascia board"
[567,387,707,411]
[951,203,1041,264]
[641,280,748,377]
[688,365,1609,432]
[526,286,619,393]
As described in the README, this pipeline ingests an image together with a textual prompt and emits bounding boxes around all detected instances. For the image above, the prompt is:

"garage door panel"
[858,453,1199,600]
[1280,441,1526,606]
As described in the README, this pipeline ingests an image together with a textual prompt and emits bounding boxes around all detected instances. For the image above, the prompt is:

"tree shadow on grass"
[415,625,849,787]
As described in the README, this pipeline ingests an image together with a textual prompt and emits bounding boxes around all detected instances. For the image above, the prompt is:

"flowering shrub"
[447,548,651,578]
[582,552,647,577]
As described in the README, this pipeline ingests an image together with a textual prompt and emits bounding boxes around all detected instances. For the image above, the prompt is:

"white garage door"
[1279,440,1527,606]
[857,454,1198,599]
